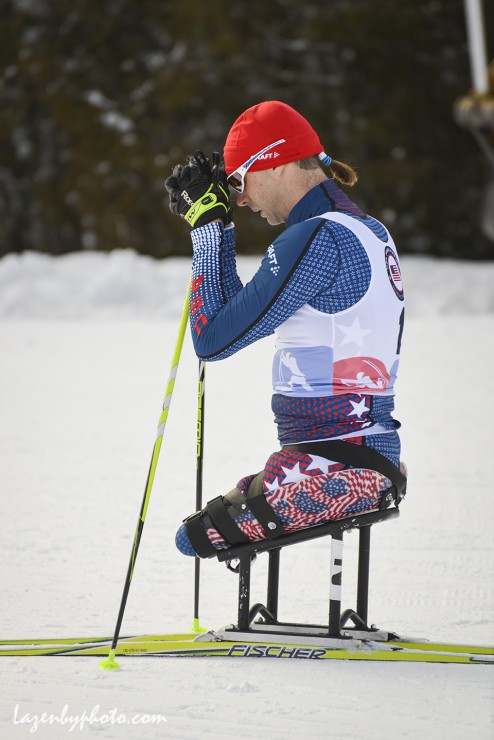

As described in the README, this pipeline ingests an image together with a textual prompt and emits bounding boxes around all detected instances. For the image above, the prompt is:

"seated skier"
[164,101,406,558]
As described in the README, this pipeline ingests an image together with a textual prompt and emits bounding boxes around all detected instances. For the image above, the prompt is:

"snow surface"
[0,250,493,740]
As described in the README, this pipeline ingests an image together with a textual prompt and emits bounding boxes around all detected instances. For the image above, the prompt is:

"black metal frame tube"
[356,526,371,626]
[237,554,252,630]
[329,531,343,636]
[266,548,281,622]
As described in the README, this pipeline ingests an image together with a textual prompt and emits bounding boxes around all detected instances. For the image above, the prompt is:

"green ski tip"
[99,650,120,670]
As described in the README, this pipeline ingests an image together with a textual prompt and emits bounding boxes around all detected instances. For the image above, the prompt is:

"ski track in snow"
[0,251,493,739]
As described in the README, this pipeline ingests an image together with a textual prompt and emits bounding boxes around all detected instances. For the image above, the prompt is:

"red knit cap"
[224,101,324,175]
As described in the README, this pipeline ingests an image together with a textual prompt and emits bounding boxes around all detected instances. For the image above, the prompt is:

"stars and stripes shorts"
[176,444,396,556]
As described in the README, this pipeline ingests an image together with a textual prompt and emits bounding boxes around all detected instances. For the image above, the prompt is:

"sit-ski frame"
[215,507,400,638]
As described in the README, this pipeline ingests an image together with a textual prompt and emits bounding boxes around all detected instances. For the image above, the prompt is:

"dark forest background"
[1,0,493,259]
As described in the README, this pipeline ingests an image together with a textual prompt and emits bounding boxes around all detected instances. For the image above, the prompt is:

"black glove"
[165,151,232,229]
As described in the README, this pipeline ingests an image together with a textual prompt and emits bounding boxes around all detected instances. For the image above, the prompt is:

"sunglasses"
[227,139,286,193]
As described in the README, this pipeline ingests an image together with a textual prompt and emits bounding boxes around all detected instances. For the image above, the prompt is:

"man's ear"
[271,164,287,179]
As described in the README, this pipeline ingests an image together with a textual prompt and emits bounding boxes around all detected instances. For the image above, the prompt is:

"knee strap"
[246,472,286,539]
[184,495,251,558]
[184,474,288,557]
[183,512,217,558]
[206,496,250,545]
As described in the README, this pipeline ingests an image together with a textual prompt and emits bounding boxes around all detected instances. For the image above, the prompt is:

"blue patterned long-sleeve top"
[187,180,405,463]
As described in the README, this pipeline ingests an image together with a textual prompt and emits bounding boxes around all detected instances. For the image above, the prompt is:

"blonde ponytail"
[328,159,358,187]
[297,156,358,187]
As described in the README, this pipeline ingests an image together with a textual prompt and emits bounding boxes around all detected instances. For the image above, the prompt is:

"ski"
[0,630,492,663]
[0,632,195,647]
[1,628,492,656]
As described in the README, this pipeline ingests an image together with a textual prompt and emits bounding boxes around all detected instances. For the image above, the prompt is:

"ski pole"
[192,359,207,633]
[100,282,191,670]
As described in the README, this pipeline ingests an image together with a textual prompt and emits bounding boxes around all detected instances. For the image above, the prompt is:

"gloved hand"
[165,151,232,229]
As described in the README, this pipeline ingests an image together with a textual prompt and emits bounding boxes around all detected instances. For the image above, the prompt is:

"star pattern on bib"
[337,317,372,348]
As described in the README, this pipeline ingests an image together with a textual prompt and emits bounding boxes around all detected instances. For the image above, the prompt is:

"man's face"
[235,169,287,226]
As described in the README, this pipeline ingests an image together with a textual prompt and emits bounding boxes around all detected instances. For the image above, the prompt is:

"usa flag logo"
[385,246,404,300]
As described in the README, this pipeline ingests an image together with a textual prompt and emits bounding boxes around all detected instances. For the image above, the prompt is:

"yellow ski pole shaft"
[100,282,191,670]
[192,359,207,633]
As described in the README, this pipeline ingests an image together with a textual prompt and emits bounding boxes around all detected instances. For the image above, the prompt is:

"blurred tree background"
[0,0,493,259]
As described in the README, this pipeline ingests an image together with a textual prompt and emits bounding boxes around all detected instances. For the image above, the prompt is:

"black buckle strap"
[183,494,252,559]
[206,496,251,546]
[283,440,407,503]
[183,512,217,558]
[245,472,286,539]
